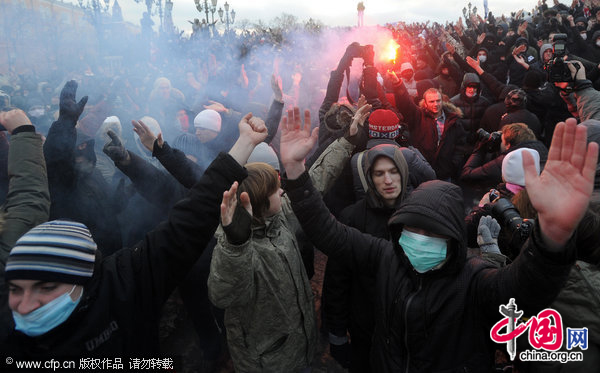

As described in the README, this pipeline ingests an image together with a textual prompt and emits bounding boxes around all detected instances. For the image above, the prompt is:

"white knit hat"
[247,142,280,171]
[502,148,540,187]
[194,109,221,132]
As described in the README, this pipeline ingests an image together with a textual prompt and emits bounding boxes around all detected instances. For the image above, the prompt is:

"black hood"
[388,180,467,274]
[460,73,482,100]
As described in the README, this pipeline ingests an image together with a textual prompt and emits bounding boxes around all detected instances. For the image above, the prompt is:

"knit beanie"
[247,142,280,171]
[368,109,400,139]
[193,109,221,132]
[5,220,97,285]
[502,148,540,194]
[98,116,122,145]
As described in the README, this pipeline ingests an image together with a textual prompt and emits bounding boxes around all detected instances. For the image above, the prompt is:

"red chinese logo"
[490,298,563,360]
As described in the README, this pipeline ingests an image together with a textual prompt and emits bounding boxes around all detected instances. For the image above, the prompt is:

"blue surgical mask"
[13,285,82,337]
[399,230,448,273]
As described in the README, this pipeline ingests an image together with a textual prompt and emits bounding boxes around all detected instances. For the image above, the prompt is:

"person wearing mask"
[450,73,491,144]
[2,110,270,359]
[399,62,418,97]
[279,108,598,372]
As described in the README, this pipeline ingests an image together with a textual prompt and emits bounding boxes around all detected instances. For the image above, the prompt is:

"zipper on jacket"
[403,278,422,373]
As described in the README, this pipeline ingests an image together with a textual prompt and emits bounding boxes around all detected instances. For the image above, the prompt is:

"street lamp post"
[194,0,218,35]
[218,1,235,33]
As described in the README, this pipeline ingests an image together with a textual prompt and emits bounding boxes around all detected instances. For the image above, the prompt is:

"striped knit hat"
[5,220,97,285]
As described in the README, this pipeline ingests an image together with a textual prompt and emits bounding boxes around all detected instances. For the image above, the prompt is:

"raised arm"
[120,111,268,312]
[0,110,50,341]
[280,107,385,272]
[43,81,88,201]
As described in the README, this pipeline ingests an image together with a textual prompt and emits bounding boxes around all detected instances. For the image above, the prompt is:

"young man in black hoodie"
[279,107,598,372]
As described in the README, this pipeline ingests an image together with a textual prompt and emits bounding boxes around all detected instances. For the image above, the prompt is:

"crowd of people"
[1,0,600,372]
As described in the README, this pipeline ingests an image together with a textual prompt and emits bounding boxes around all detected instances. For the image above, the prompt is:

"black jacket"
[451,73,491,136]
[285,173,574,372]
[2,153,246,357]
[460,140,549,190]
[324,144,410,345]
[43,119,122,255]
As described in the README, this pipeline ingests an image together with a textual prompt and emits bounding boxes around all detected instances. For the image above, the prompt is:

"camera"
[358,44,374,59]
[546,34,577,83]
[490,197,534,254]
[552,33,567,58]
[476,128,502,152]
[346,43,374,60]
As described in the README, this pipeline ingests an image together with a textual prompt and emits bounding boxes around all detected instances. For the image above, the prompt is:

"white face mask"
[596,39,600,47]
[478,55,487,63]
[581,33,588,40]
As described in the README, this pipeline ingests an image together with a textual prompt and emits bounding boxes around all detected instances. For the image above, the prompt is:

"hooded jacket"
[323,144,410,371]
[350,139,436,200]
[285,173,574,372]
[451,73,491,136]
[507,37,538,87]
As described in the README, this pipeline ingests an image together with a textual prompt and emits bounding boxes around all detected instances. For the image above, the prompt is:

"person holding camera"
[461,123,548,191]
[555,59,600,121]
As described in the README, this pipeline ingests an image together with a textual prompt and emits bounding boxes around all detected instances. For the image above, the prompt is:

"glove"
[58,80,88,123]
[338,42,360,70]
[345,121,369,149]
[477,215,501,254]
[329,341,351,369]
[103,130,129,163]
[222,204,252,245]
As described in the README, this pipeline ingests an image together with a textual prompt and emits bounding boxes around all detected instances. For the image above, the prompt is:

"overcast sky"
[70,0,540,32]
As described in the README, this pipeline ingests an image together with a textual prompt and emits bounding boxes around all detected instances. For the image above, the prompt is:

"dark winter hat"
[504,88,527,110]
[574,16,588,27]
[368,109,400,139]
[514,37,529,48]
[5,220,97,285]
